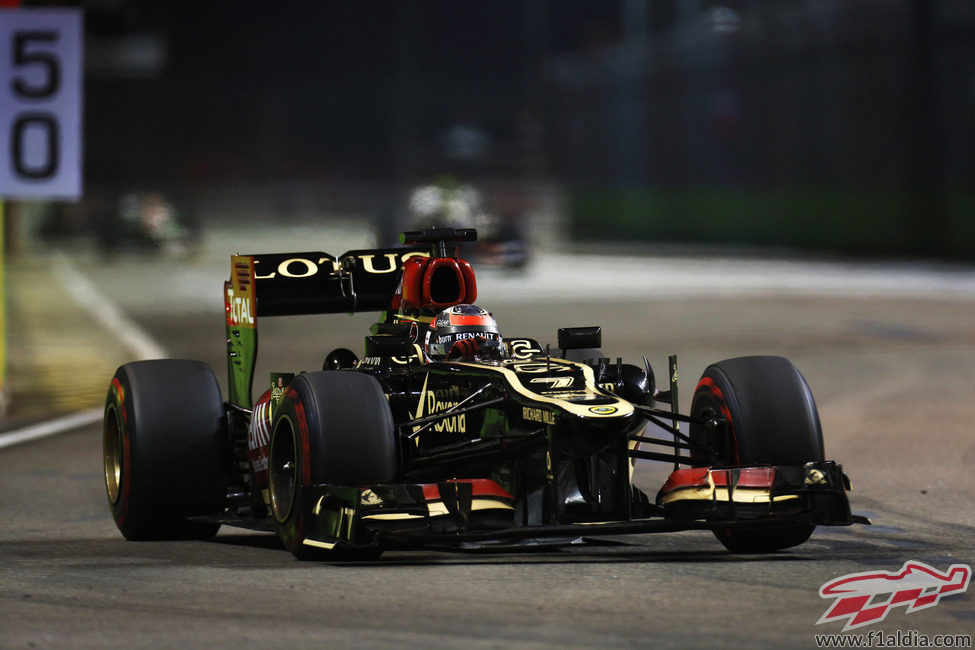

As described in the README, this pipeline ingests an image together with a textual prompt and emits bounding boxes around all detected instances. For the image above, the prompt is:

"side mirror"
[364,335,415,359]
[323,348,359,371]
[557,326,602,352]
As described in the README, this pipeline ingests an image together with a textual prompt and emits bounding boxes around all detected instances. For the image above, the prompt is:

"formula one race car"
[103,228,865,559]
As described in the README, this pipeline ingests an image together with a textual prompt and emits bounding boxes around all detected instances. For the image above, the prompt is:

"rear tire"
[689,356,823,553]
[267,371,396,560]
[104,360,227,540]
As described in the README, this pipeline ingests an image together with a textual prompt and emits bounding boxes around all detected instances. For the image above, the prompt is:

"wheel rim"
[691,381,739,467]
[690,401,727,466]
[103,405,123,505]
[269,417,298,523]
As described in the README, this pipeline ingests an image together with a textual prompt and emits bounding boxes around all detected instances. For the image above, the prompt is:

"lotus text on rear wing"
[254,252,428,279]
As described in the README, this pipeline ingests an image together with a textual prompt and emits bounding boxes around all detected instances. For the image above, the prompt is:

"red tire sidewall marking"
[284,387,311,545]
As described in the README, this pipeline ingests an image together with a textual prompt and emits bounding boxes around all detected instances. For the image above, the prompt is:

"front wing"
[297,461,864,552]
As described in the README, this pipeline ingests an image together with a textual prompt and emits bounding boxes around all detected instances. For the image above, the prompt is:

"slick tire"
[689,356,824,553]
[104,360,227,540]
[267,371,396,560]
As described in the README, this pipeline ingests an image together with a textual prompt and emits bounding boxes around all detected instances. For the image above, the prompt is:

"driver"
[424,304,505,363]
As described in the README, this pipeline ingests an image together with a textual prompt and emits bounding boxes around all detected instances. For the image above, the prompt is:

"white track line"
[0,254,168,450]
[52,252,169,360]
[0,407,103,450]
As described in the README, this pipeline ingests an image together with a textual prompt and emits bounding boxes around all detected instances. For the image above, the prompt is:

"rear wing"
[247,248,429,317]
[224,247,426,408]
[224,229,476,409]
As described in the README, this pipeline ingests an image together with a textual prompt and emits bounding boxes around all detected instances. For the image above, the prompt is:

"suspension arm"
[404,384,505,440]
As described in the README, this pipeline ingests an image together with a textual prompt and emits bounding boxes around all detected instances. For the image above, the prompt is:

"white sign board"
[0,9,83,200]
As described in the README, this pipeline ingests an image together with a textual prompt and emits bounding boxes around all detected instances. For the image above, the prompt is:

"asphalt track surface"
[3,225,975,648]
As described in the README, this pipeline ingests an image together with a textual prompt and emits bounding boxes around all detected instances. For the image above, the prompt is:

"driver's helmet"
[424,304,504,362]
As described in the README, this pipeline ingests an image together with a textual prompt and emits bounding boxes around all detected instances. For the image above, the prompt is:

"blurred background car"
[39,191,201,257]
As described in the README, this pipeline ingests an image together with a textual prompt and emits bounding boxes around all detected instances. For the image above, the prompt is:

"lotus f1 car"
[103,227,866,559]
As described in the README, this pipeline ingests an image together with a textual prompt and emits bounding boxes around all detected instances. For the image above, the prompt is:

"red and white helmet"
[424,304,503,362]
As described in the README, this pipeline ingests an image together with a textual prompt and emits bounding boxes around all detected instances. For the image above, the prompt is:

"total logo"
[225,287,254,326]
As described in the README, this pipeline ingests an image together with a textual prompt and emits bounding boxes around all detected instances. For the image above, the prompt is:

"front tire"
[104,360,227,540]
[268,371,396,560]
[690,356,823,553]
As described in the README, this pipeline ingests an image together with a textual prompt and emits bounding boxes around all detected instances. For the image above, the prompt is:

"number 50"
[9,30,61,180]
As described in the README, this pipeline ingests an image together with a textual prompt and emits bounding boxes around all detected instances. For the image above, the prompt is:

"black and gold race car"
[103,228,865,559]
